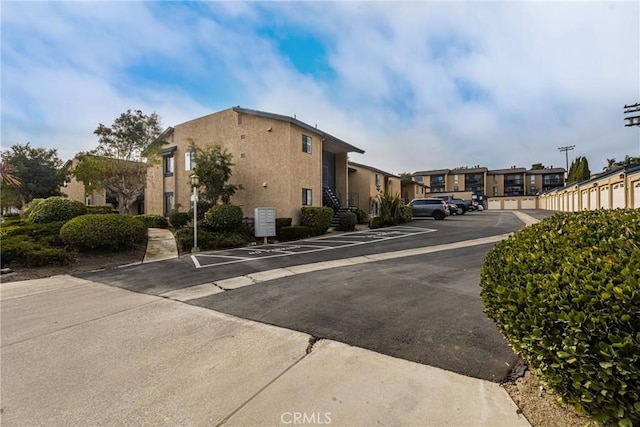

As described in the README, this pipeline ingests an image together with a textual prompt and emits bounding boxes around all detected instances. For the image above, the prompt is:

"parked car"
[446,202,461,215]
[408,198,450,220]
[433,195,470,214]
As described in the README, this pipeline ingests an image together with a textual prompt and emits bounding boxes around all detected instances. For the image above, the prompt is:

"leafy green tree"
[399,172,414,181]
[72,110,164,214]
[189,141,243,204]
[1,143,67,207]
[567,156,591,184]
[530,163,544,170]
[603,158,617,171]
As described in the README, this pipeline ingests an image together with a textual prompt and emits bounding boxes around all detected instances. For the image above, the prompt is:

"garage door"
[612,183,625,209]
[488,199,502,210]
[504,199,518,209]
[635,182,640,208]
[589,188,598,210]
[581,191,588,211]
[600,186,609,209]
[521,199,536,209]
[573,193,579,212]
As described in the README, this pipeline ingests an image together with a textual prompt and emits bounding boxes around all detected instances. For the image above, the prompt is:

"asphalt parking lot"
[77,210,552,382]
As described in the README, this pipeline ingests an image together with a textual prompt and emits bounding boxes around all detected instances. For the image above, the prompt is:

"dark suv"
[408,198,450,220]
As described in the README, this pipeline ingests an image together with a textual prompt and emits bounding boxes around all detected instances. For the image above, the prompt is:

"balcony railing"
[504,179,524,186]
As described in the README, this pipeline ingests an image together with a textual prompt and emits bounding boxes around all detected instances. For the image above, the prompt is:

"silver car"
[408,198,450,220]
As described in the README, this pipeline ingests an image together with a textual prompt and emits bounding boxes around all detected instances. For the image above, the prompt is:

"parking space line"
[193,254,254,260]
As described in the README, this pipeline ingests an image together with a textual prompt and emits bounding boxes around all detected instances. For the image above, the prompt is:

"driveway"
[74,210,549,382]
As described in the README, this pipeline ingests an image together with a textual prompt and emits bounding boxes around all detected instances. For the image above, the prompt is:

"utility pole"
[558,145,575,182]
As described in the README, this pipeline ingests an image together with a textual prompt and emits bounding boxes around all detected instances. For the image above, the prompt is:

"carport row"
[190,226,436,269]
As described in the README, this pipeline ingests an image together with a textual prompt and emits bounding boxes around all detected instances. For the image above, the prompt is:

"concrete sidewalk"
[1,275,530,426]
[143,227,178,263]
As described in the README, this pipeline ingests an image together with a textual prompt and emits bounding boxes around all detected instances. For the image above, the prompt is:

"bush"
[134,214,169,229]
[174,228,248,252]
[480,210,640,425]
[1,235,72,267]
[300,207,333,236]
[337,212,357,231]
[355,209,368,224]
[276,217,292,233]
[278,225,311,241]
[21,198,44,218]
[28,196,87,223]
[61,214,147,250]
[398,205,413,223]
[369,216,390,229]
[3,220,66,246]
[203,204,243,232]
[86,205,117,214]
[188,200,215,221]
[169,211,191,229]
[2,212,20,219]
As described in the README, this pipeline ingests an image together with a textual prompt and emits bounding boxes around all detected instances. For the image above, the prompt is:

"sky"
[2,1,639,175]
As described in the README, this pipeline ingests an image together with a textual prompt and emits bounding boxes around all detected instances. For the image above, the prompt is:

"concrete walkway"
[0,275,530,426]
[143,228,178,263]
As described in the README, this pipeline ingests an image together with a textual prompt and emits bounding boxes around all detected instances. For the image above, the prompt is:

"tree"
[530,163,544,170]
[72,110,163,214]
[567,156,591,184]
[1,143,67,207]
[189,141,242,204]
[603,158,617,171]
[399,172,414,181]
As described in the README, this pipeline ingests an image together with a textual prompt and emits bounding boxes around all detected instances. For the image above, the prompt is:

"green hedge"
[134,214,169,229]
[3,220,66,246]
[398,205,413,223]
[86,205,117,214]
[480,210,640,425]
[21,198,45,218]
[169,211,191,229]
[28,196,87,223]
[369,216,393,229]
[174,228,248,252]
[60,214,147,250]
[203,204,243,232]
[300,207,333,236]
[1,235,72,267]
[278,226,311,241]
[337,212,357,231]
[354,209,368,224]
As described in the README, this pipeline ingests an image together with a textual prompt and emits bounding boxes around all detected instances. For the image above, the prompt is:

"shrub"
[174,228,248,251]
[369,216,389,229]
[86,205,117,214]
[2,212,20,219]
[0,235,72,267]
[355,209,368,224]
[169,211,191,229]
[480,210,640,425]
[3,220,66,246]
[60,214,147,250]
[300,207,333,236]
[398,205,413,223]
[203,204,243,232]
[28,196,87,223]
[188,200,215,221]
[278,225,311,240]
[378,192,402,223]
[134,214,169,229]
[337,212,357,231]
[21,198,44,218]
[276,217,292,233]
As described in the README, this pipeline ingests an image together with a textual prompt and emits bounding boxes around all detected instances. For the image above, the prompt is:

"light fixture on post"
[190,173,200,253]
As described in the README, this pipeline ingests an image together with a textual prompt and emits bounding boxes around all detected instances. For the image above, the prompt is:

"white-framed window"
[454,174,459,184]
[302,188,312,206]
[530,175,536,184]
[375,174,380,186]
[302,135,312,153]
[185,152,196,171]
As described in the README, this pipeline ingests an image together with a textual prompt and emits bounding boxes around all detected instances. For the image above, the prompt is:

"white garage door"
[600,186,609,209]
[521,199,537,209]
[589,188,598,210]
[612,183,625,209]
[488,199,502,210]
[635,182,640,208]
[581,191,589,210]
[504,199,518,209]
[573,193,579,212]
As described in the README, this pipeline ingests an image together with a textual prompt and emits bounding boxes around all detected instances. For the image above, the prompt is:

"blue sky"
[2,1,639,174]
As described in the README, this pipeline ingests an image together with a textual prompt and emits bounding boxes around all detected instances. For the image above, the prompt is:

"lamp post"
[190,173,200,253]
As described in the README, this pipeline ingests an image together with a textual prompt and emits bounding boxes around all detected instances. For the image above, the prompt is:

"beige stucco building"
[146,107,365,223]
[347,162,402,217]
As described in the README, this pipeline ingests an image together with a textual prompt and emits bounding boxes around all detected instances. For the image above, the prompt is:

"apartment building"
[347,162,402,216]
[146,107,365,223]
[413,165,565,198]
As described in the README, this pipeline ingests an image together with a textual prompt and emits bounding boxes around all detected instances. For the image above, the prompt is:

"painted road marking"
[190,226,436,269]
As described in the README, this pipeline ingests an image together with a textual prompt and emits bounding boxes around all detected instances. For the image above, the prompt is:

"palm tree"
[603,158,617,171]
[0,162,20,186]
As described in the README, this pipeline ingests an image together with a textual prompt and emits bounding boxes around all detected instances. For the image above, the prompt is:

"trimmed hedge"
[480,210,640,425]
[21,198,45,218]
[174,228,248,252]
[28,197,87,223]
[3,220,66,246]
[1,235,72,267]
[337,212,357,231]
[203,204,243,232]
[276,217,292,231]
[169,211,191,229]
[60,214,147,250]
[369,216,392,229]
[86,205,117,214]
[278,225,311,241]
[135,214,169,229]
[300,207,333,236]
[354,209,368,224]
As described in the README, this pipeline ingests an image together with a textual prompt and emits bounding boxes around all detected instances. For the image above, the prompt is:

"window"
[454,185,459,191]
[302,135,312,153]
[454,174,459,184]
[530,175,536,184]
[164,192,174,216]
[375,174,380,186]
[164,155,174,177]
[493,186,498,196]
[302,188,312,206]
[414,176,423,183]
[185,152,196,171]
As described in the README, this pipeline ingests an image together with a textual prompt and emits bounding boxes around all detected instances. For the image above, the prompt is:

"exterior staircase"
[323,187,357,228]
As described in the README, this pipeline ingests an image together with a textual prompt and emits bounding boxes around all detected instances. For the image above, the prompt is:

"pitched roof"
[348,161,400,178]
[232,106,365,154]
